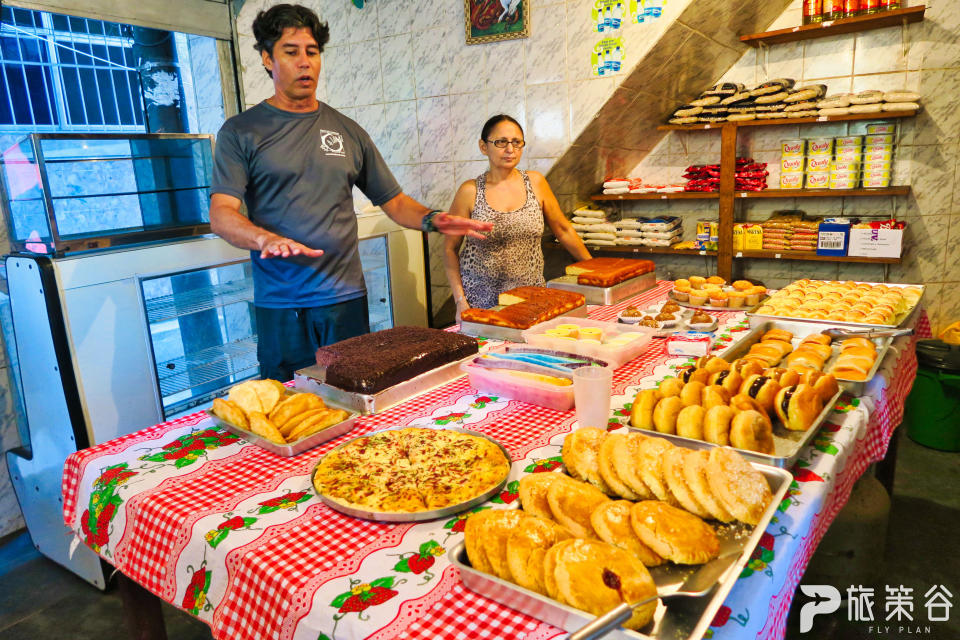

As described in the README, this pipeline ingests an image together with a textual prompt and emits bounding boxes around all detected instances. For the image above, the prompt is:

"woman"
[443,114,591,319]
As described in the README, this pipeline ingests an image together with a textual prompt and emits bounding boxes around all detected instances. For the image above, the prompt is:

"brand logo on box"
[809,140,832,153]
[783,141,803,154]
[808,156,831,172]
[782,157,804,171]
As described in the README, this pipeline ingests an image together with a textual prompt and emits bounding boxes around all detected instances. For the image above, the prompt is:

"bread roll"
[710,369,743,395]
[653,396,684,434]
[762,329,794,343]
[730,410,776,454]
[679,381,706,408]
[676,404,706,440]
[739,374,782,413]
[701,385,730,410]
[774,384,822,431]
[658,377,684,397]
[813,373,840,401]
[630,389,662,431]
[703,405,736,446]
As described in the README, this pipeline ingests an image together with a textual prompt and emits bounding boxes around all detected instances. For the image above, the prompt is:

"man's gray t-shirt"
[211,101,402,308]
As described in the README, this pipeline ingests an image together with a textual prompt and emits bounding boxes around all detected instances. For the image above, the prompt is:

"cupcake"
[675,278,691,288]
[732,280,753,291]
[708,291,729,308]
[728,291,747,308]
[672,285,691,302]
[689,276,707,289]
[706,275,726,286]
[688,289,709,305]
[661,301,681,314]
[745,286,766,307]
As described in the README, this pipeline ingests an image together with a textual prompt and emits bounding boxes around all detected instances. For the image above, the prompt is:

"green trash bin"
[904,340,960,451]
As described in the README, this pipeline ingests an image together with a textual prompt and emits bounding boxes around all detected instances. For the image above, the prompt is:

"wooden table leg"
[117,572,168,640]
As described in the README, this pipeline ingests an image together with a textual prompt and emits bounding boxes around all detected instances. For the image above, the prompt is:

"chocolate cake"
[314,326,479,394]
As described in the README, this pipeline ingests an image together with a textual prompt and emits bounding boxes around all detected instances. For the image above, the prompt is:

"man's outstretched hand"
[433,212,493,240]
[257,232,324,259]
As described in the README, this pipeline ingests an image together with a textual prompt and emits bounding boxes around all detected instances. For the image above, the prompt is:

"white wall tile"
[485,39,527,90]
[412,28,453,97]
[803,34,854,79]
[485,86,526,129]
[526,83,569,157]
[450,92,488,162]
[854,27,906,76]
[378,0,415,36]
[354,103,387,148]
[391,163,422,200]
[352,40,384,105]
[420,162,457,210]
[322,0,380,45]
[449,43,487,95]
[382,100,421,165]
[322,44,355,107]
[570,77,613,139]
[525,3,567,85]
[417,96,452,162]
[380,34,416,102]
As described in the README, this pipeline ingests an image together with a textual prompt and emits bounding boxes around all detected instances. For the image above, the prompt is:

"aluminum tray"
[630,388,842,468]
[458,304,589,342]
[450,460,793,640]
[312,426,511,522]
[724,320,892,396]
[294,354,475,416]
[746,281,925,330]
[546,271,657,305]
[205,389,359,457]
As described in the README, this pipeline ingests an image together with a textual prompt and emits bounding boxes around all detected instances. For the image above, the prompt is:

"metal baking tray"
[450,460,793,640]
[746,282,925,329]
[294,354,475,416]
[546,271,657,305]
[205,389,359,457]
[629,387,842,468]
[459,304,589,342]
[723,320,892,396]
[312,426,511,522]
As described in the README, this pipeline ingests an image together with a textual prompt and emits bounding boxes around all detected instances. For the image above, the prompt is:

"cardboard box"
[817,221,850,256]
[847,228,903,258]
[744,224,763,250]
[733,224,744,251]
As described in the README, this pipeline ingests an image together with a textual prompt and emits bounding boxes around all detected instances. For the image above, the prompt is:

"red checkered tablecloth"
[61,281,925,640]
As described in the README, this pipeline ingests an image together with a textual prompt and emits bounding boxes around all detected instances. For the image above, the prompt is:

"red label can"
[861,0,880,14]
[823,0,845,19]
[803,0,823,24]
[843,0,860,17]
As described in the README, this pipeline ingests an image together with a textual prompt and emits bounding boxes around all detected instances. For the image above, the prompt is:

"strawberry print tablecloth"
[61,281,928,640]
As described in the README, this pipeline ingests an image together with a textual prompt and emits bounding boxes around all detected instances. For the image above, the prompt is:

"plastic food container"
[781,139,806,156]
[865,133,895,146]
[829,171,860,189]
[781,156,805,173]
[462,360,576,411]
[807,137,834,156]
[522,317,654,368]
[780,172,804,189]
[863,173,892,188]
[835,148,862,161]
[834,135,863,147]
[863,160,893,173]
[866,123,896,135]
[805,156,831,172]
[805,172,830,189]
[863,148,894,163]
[831,157,861,173]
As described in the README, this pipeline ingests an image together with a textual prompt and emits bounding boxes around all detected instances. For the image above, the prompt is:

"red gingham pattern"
[61,286,925,640]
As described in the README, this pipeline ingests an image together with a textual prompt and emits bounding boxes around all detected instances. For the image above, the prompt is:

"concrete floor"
[0,434,956,640]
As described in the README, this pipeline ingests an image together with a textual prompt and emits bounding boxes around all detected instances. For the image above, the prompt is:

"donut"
[630,388,662,430]
[696,355,731,374]
[774,384,822,431]
[679,381,706,407]
[679,366,711,385]
[703,405,736,446]
[701,384,731,410]
[657,377,685,397]
[729,409,776,454]
[729,393,772,425]
[709,368,743,395]
[812,373,840,401]
[676,404,706,440]
[739,374,782,413]
[732,359,764,379]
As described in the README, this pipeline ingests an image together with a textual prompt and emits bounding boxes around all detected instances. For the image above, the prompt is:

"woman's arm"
[442,181,478,320]
[530,171,592,261]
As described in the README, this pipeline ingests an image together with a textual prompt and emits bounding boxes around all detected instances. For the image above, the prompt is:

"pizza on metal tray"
[313,428,510,513]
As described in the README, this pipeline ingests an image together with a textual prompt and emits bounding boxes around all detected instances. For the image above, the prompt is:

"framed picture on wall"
[464,0,530,45]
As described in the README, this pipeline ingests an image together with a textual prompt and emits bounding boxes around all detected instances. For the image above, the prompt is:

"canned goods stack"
[805,0,900,25]
[830,135,862,190]
[780,138,805,189]
[695,219,719,251]
[862,123,895,188]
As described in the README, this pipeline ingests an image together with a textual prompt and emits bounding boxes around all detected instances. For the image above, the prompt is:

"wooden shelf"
[590,245,717,257]
[591,192,718,201]
[738,186,911,198]
[740,5,925,47]
[735,250,901,264]
[657,110,918,132]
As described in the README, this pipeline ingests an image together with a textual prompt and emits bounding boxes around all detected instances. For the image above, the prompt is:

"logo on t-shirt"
[318,129,346,157]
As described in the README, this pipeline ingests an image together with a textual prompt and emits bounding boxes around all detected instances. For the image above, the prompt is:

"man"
[210,4,491,381]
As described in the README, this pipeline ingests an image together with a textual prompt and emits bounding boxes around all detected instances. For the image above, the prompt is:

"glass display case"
[0,133,213,254]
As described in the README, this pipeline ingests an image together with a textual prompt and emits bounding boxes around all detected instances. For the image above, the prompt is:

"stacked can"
[805,137,833,189]
[862,123,895,188]
[780,138,805,189]
[830,135,862,189]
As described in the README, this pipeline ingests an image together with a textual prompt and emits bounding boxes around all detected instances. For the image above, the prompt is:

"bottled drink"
[843,0,860,18]
[803,0,824,24]
[862,0,880,14]
[823,0,845,20]
[880,0,899,10]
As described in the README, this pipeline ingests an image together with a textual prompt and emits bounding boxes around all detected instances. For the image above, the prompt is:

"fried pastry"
[610,433,656,500]
[630,500,720,565]
[546,475,610,538]
[542,540,564,600]
[506,516,572,594]
[598,433,641,500]
[287,408,349,442]
[211,398,248,430]
[561,427,612,494]
[703,405,735,446]
[657,377,684,397]
[676,404,706,440]
[661,447,711,519]
[630,389,662,431]
[682,450,735,522]
[278,408,329,438]
[552,539,658,630]
[590,500,665,567]
[464,510,499,573]
[706,447,773,525]
[229,382,263,414]
[519,472,565,520]
[268,392,325,425]
[635,437,677,504]
[729,409,776,454]
[478,509,532,581]
[247,411,285,444]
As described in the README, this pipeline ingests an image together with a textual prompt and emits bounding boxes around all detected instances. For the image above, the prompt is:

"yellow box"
[744,224,763,250]
[733,224,744,251]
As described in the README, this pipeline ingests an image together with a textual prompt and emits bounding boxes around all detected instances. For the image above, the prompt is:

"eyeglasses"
[486,138,525,149]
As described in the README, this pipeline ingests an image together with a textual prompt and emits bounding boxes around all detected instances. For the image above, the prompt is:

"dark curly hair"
[252,4,330,78]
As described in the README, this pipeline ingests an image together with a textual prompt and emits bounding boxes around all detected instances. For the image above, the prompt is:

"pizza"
[313,428,511,513]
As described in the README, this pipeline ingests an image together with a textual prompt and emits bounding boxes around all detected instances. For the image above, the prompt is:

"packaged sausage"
[861,0,880,14]
[844,0,861,17]
[823,0,845,19]
[803,0,823,24]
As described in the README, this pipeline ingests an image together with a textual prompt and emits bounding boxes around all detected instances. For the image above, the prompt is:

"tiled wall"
[621,0,959,334]
[234,0,703,317]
